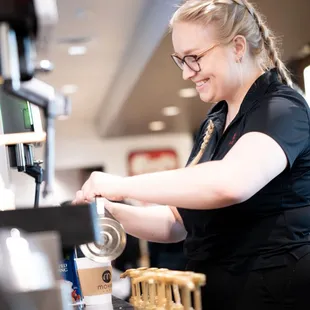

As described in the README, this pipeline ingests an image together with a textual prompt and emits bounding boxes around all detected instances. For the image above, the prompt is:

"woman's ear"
[233,35,246,62]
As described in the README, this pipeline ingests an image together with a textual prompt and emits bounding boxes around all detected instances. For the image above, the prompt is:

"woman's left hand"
[73,171,126,203]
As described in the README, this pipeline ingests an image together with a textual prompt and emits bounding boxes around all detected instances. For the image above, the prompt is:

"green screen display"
[0,88,34,134]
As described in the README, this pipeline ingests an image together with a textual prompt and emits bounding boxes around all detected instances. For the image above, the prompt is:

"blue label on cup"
[60,250,83,303]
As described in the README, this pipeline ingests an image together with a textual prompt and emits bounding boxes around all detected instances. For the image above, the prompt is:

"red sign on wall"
[128,149,178,176]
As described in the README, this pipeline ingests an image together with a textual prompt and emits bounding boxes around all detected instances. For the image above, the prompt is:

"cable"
[34,180,41,208]
[25,162,43,209]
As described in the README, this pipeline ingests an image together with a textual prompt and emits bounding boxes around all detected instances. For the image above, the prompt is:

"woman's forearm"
[122,161,238,210]
[106,202,187,243]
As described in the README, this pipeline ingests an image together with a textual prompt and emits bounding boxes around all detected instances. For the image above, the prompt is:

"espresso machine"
[0,1,126,309]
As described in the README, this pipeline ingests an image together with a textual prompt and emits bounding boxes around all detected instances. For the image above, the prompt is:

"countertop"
[74,296,134,310]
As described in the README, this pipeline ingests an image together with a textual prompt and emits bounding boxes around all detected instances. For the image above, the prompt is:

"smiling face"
[172,22,244,104]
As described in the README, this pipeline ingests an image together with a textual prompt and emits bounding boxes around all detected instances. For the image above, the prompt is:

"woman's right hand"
[95,197,115,215]
[73,171,127,204]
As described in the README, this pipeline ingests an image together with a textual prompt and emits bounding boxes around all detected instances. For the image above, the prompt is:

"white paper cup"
[75,257,112,305]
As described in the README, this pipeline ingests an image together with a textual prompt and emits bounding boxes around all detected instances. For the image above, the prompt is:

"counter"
[110,296,134,309]
[74,296,134,309]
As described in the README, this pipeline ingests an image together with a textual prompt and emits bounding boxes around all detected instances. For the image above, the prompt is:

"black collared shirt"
[178,69,310,273]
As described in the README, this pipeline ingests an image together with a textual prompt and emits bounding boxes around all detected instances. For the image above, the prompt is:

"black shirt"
[178,69,310,273]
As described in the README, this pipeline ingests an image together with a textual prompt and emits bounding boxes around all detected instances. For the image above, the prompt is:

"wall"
[10,121,193,207]
[11,168,83,207]
[53,121,193,173]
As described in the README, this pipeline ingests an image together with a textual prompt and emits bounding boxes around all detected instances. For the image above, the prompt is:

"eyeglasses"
[171,44,219,72]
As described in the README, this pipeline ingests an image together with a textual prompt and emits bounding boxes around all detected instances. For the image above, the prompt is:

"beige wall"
[10,120,193,208]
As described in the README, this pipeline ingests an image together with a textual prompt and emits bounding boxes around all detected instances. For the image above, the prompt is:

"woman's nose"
[182,64,196,80]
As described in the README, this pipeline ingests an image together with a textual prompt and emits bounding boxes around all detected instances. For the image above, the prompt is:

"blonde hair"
[188,120,215,166]
[170,0,292,87]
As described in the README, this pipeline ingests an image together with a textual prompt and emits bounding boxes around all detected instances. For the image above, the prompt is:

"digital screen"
[0,88,34,134]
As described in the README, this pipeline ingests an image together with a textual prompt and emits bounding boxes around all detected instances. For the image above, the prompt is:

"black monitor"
[0,87,45,145]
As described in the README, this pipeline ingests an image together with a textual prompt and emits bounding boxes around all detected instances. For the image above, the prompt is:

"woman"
[74,0,310,308]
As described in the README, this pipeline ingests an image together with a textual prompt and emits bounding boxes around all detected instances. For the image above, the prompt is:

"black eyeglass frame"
[171,43,219,72]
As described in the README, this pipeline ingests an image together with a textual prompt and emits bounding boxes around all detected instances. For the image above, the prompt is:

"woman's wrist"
[120,176,132,200]
[104,199,116,217]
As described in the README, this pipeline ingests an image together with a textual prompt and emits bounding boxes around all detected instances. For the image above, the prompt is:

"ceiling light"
[61,84,78,95]
[178,88,197,98]
[57,115,70,121]
[39,60,54,71]
[68,46,87,56]
[162,106,180,116]
[296,44,310,59]
[149,121,166,132]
